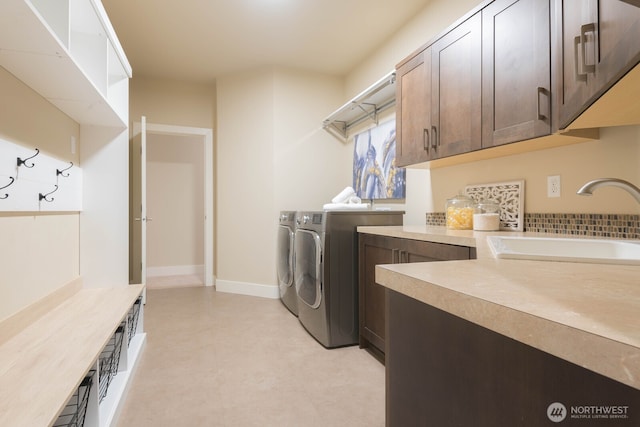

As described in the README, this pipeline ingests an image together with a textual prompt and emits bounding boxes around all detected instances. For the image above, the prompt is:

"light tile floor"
[115,285,385,427]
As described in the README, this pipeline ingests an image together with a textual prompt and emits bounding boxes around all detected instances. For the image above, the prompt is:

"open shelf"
[322,70,396,141]
[0,0,131,127]
[53,372,94,427]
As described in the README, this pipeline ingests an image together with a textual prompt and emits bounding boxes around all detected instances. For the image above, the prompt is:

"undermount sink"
[486,236,640,265]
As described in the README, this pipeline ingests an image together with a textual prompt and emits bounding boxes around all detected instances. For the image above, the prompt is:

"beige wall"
[430,127,640,214]
[129,77,216,128]
[216,67,345,288]
[147,133,204,269]
[345,0,483,99]
[129,76,215,278]
[128,0,640,295]
[0,67,80,321]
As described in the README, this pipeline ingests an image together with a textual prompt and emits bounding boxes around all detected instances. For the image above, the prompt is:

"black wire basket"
[98,324,125,402]
[127,296,142,344]
[53,372,94,427]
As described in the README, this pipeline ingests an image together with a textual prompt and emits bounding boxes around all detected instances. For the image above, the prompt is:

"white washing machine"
[277,211,298,316]
[294,210,403,348]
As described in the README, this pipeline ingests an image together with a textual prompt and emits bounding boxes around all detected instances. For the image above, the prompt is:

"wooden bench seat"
[0,281,145,427]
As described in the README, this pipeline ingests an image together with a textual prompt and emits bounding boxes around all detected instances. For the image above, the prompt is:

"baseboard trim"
[215,279,279,299]
[147,265,203,278]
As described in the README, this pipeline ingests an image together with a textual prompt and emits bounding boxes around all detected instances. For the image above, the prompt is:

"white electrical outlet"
[70,136,76,154]
[547,175,561,198]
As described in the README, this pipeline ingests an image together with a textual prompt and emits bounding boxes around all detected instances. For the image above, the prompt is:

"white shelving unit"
[52,297,145,427]
[322,71,396,141]
[0,1,136,426]
[0,0,132,127]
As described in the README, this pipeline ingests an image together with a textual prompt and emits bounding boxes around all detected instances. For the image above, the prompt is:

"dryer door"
[277,225,294,291]
[294,229,322,309]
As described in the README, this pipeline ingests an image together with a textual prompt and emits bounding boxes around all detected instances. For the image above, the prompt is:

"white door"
[131,117,147,285]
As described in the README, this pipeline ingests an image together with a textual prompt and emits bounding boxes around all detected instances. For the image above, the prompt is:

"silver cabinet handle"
[536,87,548,120]
[574,35,587,81]
[580,23,596,75]
[431,126,438,149]
[423,128,430,152]
[392,248,400,264]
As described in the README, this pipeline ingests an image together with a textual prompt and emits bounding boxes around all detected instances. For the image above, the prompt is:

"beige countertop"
[358,225,640,390]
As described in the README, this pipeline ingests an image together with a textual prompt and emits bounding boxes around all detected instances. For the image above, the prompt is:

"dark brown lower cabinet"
[358,234,475,363]
[386,290,640,427]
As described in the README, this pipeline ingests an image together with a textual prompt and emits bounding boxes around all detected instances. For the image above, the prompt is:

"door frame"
[135,121,215,287]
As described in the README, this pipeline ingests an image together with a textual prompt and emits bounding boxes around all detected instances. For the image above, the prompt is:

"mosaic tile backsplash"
[426,212,640,240]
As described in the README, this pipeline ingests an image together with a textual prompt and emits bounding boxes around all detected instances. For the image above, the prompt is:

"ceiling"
[101,0,433,84]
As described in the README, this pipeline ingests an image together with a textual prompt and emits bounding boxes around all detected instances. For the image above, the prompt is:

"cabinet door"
[386,290,640,426]
[396,48,432,167]
[359,234,397,361]
[431,12,482,159]
[358,234,473,363]
[399,239,472,263]
[596,0,640,88]
[482,0,551,147]
[557,0,640,127]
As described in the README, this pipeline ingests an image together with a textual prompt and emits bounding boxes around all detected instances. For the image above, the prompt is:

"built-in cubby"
[0,0,132,127]
[40,291,146,427]
[53,372,94,427]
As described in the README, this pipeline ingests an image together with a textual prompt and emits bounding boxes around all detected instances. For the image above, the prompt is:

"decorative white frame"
[465,180,525,231]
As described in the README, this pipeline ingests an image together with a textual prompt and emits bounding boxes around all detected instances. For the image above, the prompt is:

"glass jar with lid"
[445,194,474,230]
[473,199,501,231]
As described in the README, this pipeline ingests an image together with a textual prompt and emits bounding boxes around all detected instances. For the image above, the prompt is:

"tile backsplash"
[426,212,640,239]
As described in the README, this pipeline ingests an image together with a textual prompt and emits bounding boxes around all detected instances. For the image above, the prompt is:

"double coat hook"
[1,176,15,199]
[57,162,73,177]
[39,185,59,202]
[17,148,40,168]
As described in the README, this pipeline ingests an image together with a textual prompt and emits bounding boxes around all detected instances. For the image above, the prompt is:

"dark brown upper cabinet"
[482,0,552,147]
[431,12,483,158]
[396,11,482,167]
[396,47,432,166]
[395,0,640,167]
[555,0,640,129]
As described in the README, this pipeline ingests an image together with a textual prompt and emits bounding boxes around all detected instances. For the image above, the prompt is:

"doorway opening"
[130,120,214,288]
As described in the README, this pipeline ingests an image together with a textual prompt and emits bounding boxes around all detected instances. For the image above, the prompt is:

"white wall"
[0,67,81,321]
[80,125,131,288]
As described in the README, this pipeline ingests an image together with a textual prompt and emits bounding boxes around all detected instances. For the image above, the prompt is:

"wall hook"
[17,148,40,168]
[1,176,15,199]
[57,162,73,177]
[39,184,58,202]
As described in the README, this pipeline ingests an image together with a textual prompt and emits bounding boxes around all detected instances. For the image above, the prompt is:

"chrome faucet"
[577,178,640,204]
